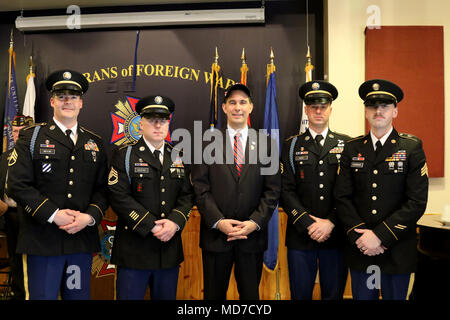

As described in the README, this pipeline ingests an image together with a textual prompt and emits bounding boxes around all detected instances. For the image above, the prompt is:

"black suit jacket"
[192,128,281,253]
[281,129,351,250]
[334,128,428,273]
[6,119,109,256]
[108,138,194,270]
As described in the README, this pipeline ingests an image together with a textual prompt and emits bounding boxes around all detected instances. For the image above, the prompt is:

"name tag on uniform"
[351,162,364,168]
[295,155,308,161]
[134,167,150,174]
[40,148,55,155]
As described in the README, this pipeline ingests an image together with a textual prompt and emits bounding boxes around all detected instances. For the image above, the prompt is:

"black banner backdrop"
[1,1,323,159]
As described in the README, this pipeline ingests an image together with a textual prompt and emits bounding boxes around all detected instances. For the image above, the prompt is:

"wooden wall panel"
[365,26,445,177]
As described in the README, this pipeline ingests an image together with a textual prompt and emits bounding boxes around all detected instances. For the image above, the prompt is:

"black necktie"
[153,150,162,169]
[65,129,74,149]
[315,134,324,152]
[375,140,383,157]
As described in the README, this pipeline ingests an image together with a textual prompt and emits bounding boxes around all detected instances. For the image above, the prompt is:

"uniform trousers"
[116,266,179,300]
[287,248,347,300]
[350,269,411,300]
[24,253,92,300]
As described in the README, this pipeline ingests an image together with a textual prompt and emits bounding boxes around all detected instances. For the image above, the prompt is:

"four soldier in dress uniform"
[3,67,428,301]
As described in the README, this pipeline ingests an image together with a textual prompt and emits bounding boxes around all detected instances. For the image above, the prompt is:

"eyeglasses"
[146,118,169,125]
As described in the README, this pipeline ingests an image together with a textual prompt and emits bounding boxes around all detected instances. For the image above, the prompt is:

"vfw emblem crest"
[110,96,172,146]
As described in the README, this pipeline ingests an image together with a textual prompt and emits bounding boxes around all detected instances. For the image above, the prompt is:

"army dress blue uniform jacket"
[281,129,351,250]
[108,138,194,270]
[6,119,109,256]
[334,129,428,274]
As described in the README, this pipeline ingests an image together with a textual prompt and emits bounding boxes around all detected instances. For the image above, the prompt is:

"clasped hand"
[354,228,387,256]
[217,219,258,242]
[55,209,93,234]
[307,216,334,243]
[151,219,178,242]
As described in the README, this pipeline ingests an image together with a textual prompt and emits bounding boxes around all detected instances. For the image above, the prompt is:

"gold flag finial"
[29,56,34,72]
[214,47,219,64]
[270,47,275,65]
[241,48,246,64]
[9,28,14,48]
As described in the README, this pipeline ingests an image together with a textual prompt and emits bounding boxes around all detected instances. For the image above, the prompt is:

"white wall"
[327,0,449,214]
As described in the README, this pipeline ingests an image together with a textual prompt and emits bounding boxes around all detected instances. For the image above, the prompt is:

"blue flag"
[3,46,19,152]
[263,70,280,271]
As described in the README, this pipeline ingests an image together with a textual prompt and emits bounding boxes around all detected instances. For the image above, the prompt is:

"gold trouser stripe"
[22,254,29,300]
[132,211,149,230]
[113,267,117,300]
[32,198,48,217]
[406,273,414,300]
[293,211,307,225]
[89,203,104,217]
[172,209,187,222]
[383,221,398,241]
[347,222,365,235]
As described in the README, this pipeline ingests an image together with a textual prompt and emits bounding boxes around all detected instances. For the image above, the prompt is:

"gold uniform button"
[45,155,49,159]
[319,184,324,189]
[71,156,75,160]
[69,181,73,185]
[319,196,324,200]
[372,183,377,188]
[161,188,165,193]
[373,170,378,175]
[139,174,143,178]
[70,168,74,173]
[161,176,164,181]
[124,226,128,230]
[161,201,166,205]
[319,160,324,165]
[372,209,377,214]
[67,193,72,199]
[161,213,166,218]
[372,196,377,201]
[319,172,324,176]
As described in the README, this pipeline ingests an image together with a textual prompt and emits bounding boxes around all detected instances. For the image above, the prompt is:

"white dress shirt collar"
[370,126,393,150]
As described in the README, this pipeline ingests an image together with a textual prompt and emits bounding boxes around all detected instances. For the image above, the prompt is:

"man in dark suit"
[192,83,281,300]
[334,79,428,300]
[281,81,351,300]
[0,115,33,300]
[108,95,194,300]
[6,70,108,300]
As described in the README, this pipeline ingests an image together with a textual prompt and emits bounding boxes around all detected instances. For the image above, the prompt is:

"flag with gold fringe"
[209,47,224,129]
[240,48,251,127]
[3,32,19,152]
[263,49,280,272]
[23,56,36,120]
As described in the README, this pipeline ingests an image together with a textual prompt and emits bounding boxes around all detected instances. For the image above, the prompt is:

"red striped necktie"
[234,133,244,176]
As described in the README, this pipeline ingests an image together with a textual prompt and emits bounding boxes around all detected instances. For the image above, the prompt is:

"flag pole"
[265,47,281,300]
